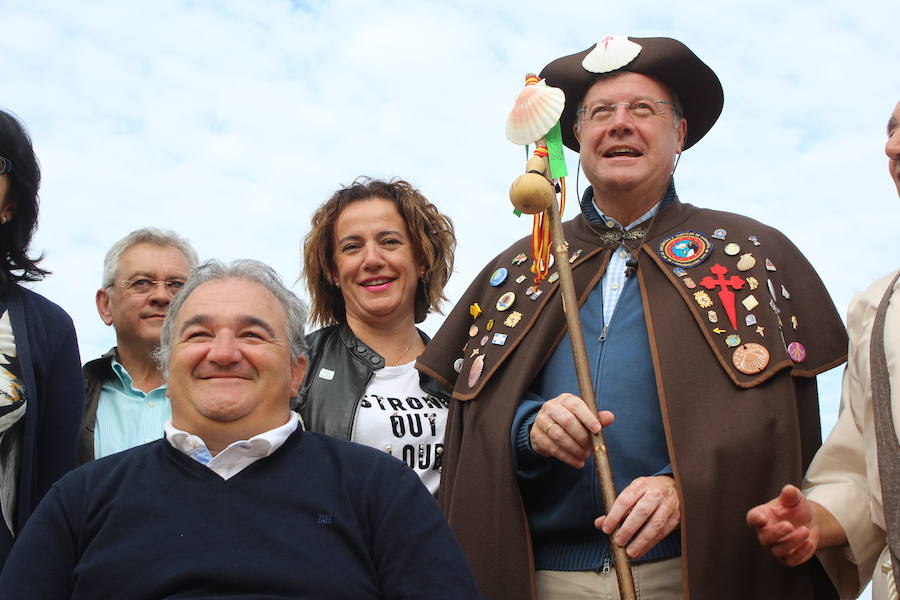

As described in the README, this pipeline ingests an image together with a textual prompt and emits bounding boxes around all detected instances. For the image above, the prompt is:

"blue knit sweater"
[0,429,481,599]
[512,274,680,571]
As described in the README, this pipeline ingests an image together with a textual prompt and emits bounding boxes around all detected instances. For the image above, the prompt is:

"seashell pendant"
[505,77,566,145]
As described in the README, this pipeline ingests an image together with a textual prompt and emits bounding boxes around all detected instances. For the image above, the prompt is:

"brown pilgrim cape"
[417,198,847,600]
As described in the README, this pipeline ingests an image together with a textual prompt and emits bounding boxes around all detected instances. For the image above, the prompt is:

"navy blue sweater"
[512,274,680,570]
[0,429,481,599]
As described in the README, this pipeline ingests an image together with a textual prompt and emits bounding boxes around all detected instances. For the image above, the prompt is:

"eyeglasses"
[0,156,11,175]
[117,278,186,295]
[576,100,675,124]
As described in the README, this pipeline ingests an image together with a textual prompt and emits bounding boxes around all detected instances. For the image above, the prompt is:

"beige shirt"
[805,270,900,599]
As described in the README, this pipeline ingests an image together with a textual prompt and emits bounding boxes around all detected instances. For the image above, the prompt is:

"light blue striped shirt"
[94,359,170,459]
[593,200,660,326]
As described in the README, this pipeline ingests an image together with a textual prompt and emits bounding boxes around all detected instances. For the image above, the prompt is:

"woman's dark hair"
[0,108,48,290]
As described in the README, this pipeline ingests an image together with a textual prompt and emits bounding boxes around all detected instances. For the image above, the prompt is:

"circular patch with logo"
[787,341,807,363]
[489,268,508,287]
[496,291,516,312]
[657,231,712,268]
[732,343,770,375]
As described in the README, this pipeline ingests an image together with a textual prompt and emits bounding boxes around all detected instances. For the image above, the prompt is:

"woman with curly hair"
[298,178,455,494]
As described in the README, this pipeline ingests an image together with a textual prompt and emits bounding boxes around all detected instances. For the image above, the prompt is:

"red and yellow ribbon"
[529,146,565,287]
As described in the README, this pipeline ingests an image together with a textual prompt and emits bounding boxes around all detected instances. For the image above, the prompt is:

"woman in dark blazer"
[0,108,83,567]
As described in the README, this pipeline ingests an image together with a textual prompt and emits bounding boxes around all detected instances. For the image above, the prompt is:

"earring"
[0,215,7,225]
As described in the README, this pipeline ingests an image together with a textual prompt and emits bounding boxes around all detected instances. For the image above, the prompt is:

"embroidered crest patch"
[657,231,712,267]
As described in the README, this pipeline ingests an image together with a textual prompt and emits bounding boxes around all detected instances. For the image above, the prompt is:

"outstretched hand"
[746,484,818,566]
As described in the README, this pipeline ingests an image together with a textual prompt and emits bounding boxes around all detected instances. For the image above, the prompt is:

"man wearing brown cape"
[417,36,846,600]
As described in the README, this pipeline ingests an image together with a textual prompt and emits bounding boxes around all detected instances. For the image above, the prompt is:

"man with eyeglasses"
[0,259,481,599]
[79,228,198,464]
[418,36,846,599]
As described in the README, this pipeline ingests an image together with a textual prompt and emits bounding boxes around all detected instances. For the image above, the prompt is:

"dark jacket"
[0,284,83,568]
[417,197,847,600]
[78,348,116,466]
[297,323,448,441]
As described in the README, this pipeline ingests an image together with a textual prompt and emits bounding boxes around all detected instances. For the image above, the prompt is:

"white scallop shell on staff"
[582,36,642,73]
[505,79,565,145]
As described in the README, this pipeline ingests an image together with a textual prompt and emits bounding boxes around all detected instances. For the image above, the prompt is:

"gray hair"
[155,259,308,375]
[102,227,199,288]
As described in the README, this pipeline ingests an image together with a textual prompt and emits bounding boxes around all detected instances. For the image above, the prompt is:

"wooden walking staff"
[506,74,637,600]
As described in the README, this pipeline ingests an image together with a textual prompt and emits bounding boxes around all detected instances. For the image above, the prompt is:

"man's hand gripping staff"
[505,73,638,600]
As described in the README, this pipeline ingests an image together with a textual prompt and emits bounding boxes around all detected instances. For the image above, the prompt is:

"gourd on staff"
[505,72,637,600]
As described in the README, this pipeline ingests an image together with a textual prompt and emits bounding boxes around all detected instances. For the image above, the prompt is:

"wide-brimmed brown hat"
[539,36,723,152]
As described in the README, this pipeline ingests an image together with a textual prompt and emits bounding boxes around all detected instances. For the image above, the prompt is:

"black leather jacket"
[297,323,449,441]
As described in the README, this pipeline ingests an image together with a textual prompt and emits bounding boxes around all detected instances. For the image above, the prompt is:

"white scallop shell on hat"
[505,79,566,145]
[581,36,642,74]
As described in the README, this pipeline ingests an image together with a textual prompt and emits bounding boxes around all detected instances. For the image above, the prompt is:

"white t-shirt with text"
[352,360,448,495]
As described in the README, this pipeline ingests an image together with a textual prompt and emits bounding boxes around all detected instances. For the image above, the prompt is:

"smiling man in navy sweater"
[0,259,480,600]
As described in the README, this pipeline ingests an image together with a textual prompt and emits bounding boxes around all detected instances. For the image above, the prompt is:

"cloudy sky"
[5,3,897,400]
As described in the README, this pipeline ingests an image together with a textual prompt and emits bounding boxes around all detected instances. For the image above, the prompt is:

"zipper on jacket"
[593,280,630,562]
[588,319,612,539]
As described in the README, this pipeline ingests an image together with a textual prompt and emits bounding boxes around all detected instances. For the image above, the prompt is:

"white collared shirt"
[164,412,300,480]
[591,199,660,325]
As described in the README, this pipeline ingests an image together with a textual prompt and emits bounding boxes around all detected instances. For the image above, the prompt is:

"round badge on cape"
[489,268,508,287]
[657,231,712,268]
[787,341,807,363]
[496,291,516,311]
[732,343,770,374]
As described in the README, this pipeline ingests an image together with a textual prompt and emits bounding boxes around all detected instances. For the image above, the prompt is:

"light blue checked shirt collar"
[93,358,170,459]
[580,183,674,326]
[109,359,167,394]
